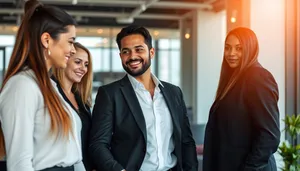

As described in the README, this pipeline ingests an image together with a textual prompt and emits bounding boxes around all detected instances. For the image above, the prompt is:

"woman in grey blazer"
[0,0,83,171]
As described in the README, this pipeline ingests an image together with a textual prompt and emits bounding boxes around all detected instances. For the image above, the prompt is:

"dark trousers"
[0,161,6,171]
[0,162,74,171]
[40,166,74,171]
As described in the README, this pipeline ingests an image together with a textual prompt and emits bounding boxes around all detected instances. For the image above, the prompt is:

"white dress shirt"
[128,74,177,171]
[0,69,83,171]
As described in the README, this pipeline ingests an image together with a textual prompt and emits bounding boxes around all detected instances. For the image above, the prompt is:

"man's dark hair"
[116,25,153,50]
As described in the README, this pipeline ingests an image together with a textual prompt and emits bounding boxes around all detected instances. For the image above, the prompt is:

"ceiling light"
[230,17,236,23]
[230,10,237,23]
[97,29,103,34]
[185,33,190,39]
[116,17,134,24]
[72,0,77,5]
[12,26,18,32]
[141,4,146,11]
[184,28,190,39]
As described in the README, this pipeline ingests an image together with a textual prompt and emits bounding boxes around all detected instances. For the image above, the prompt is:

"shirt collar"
[127,73,164,91]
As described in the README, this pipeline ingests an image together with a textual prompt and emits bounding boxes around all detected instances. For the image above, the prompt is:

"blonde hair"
[52,42,93,107]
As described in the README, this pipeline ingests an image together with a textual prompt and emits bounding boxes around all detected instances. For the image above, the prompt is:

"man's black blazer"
[89,75,198,171]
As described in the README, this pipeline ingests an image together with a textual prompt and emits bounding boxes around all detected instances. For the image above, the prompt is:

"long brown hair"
[52,42,93,107]
[215,27,259,101]
[0,0,77,157]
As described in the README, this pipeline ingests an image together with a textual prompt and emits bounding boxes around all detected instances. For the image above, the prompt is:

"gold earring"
[48,49,51,56]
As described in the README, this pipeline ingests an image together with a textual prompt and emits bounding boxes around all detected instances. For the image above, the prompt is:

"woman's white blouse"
[0,69,83,171]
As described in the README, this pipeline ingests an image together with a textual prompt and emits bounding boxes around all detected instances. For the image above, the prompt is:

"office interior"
[0,0,299,170]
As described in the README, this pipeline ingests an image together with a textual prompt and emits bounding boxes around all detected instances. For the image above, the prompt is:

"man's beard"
[122,54,151,77]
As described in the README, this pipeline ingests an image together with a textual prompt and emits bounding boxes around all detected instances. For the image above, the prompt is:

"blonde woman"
[52,42,94,171]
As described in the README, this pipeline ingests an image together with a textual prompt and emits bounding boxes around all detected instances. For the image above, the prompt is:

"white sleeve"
[74,161,86,171]
[0,75,40,171]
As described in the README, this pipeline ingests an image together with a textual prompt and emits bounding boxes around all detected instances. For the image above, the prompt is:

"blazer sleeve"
[178,87,198,171]
[0,75,38,171]
[89,87,124,171]
[243,69,280,171]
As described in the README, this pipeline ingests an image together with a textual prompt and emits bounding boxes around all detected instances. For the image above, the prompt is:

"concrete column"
[180,18,194,109]
[194,10,226,124]
[249,0,286,128]
[180,10,226,124]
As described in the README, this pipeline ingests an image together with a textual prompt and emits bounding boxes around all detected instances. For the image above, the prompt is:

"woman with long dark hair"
[203,27,280,171]
[0,0,84,170]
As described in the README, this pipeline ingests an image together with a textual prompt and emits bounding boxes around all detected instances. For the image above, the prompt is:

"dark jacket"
[203,63,280,171]
[89,75,198,171]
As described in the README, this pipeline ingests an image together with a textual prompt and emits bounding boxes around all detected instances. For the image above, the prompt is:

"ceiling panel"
[0,0,225,29]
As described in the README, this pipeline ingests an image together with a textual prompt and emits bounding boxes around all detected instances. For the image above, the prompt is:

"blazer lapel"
[120,76,147,142]
[159,85,181,139]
